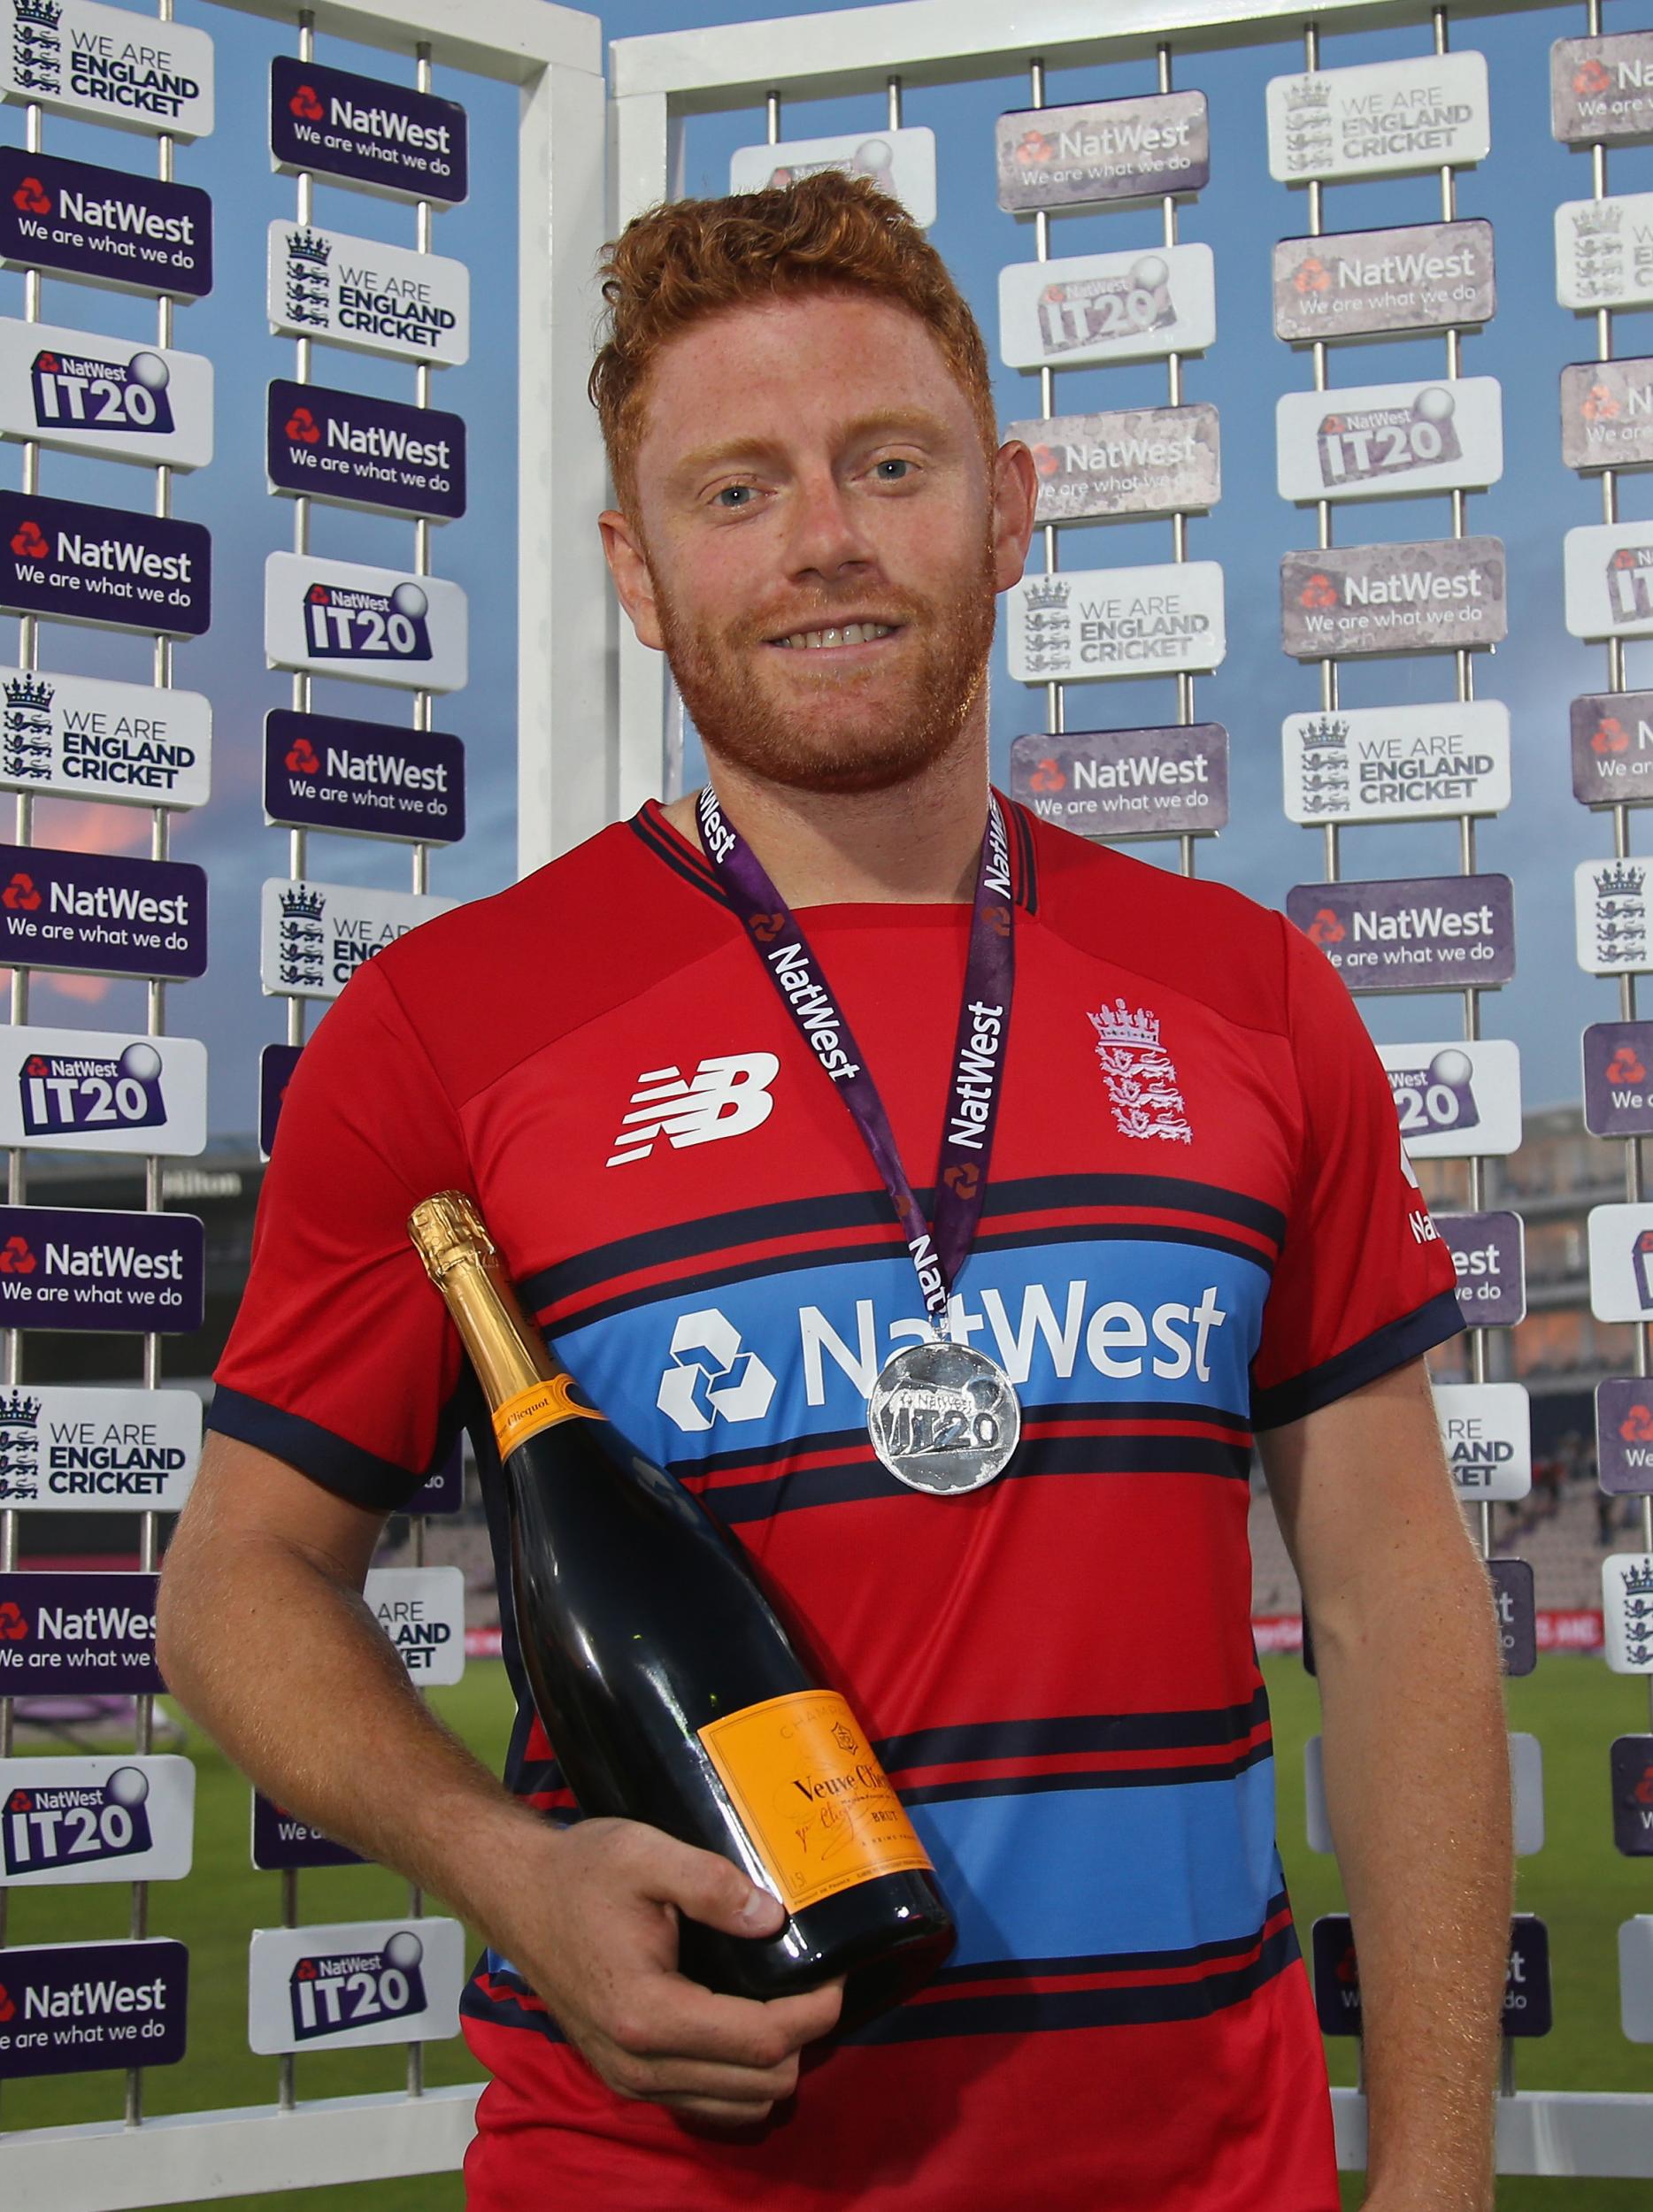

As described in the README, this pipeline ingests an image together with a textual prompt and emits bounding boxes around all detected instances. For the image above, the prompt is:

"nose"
[782,463,875,587]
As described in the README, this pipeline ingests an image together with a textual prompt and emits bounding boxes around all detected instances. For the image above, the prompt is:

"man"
[158,173,1511,2210]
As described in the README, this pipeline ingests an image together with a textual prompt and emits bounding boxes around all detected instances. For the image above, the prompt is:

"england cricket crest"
[1578,857,1651,973]
[1088,997,1190,1144]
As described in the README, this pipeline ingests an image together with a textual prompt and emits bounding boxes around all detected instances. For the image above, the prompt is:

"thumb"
[655,1837,786,1938]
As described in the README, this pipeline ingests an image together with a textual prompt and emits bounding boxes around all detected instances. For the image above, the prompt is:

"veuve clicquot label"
[698,1689,934,1912]
[491,1376,599,1455]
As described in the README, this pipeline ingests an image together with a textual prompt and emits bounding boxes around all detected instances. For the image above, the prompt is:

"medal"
[698,784,1023,1492]
[866,1340,1021,1494]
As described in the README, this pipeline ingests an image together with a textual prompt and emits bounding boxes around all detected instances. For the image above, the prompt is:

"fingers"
[644,1834,786,1940]
[602,1971,841,2071]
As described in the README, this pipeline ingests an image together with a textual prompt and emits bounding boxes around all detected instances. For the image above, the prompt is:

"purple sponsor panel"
[0,841,205,979]
[1437,1211,1526,1327]
[258,1042,303,1161]
[0,147,211,298]
[271,58,466,205]
[1316,1914,1549,2037]
[1610,1735,1653,1855]
[250,1793,363,1871]
[0,1571,161,1693]
[995,91,1209,211]
[1287,875,1514,992]
[1489,1558,1537,1677]
[1280,537,1506,657]
[1595,1379,1653,1495]
[1583,1021,1653,1136]
[0,491,209,638]
[0,1204,203,1333]
[1008,726,1227,837]
[0,1937,187,2077]
[266,380,465,521]
[1311,1916,1361,2034]
[410,1436,463,1516]
[1572,691,1653,805]
[264,710,464,845]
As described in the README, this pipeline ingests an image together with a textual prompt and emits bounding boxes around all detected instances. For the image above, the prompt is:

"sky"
[1,0,1646,1133]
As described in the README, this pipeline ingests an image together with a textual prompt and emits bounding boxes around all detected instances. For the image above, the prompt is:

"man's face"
[601,290,1034,795]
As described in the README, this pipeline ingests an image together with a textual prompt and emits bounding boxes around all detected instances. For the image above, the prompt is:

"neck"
[662,726,992,906]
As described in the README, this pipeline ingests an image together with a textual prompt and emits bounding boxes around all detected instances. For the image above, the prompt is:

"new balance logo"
[657,1309,778,1432]
[606,1053,779,1167]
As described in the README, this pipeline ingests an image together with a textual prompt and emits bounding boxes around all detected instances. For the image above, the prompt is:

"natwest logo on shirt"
[607,1052,779,1167]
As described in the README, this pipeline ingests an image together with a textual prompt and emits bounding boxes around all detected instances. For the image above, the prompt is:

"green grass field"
[1,1656,1649,2208]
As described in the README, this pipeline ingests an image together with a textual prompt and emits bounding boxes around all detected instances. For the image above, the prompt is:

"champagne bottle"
[407,1191,956,2023]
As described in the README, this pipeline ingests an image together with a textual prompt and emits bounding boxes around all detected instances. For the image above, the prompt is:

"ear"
[990,439,1040,594]
[598,508,666,652]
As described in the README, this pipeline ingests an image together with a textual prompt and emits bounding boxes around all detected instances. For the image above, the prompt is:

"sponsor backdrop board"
[1565,523,1653,637]
[0,319,211,470]
[1,1755,194,1886]
[1588,1202,1653,1320]
[1272,219,1495,342]
[266,379,464,520]
[1583,1020,1653,1137]
[1572,690,1653,803]
[0,842,206,980]
[1434,1381,1533,1502]
[0,667,209,808]
[248,1916,465,2055]
[1282,701,1510,825]
[999,243,1215,370]
[1603,1554,1653,1673]
[1612,1741,1653,1855]
[265,220,467,365]
[1576,856,1653,973]
[0,1382,200,1511]
[258,1041,301,1159]
[0,1203,203,1333]
[1313,1913,1549,2036]
[1623,1916,1653,2037]
[1597,1378,1653,1495]
[270,56,466,205]
[264,710,464,844]
[1554,34,1653,142]
[995,92,1209,210]
[1007,403,1219,524]
[0,1937,187,2078]
[362,1566,465,1685]
[1280,537,1506,657]
[0,146,211,298]
[1377,1039,1523,1158]
[1561,358,1653,471]
[0,1025,204,1156]
[0,0,212,137]
[0,490,208,638]
[1266,53,1491,182]
[1438,1210,1526,1328]
[1276,377,1502,503]
[1557,194,1653,311]
[1006,563,1225,684]
[250,1793,363,1872]
[1009,725,1228,838]
[1287,875,1515,992]
[0,1569,161,1692]
[264,552,465,693]
[729,126,935,227]
[1491,1558,1539,1678]
[259,877,457,1002]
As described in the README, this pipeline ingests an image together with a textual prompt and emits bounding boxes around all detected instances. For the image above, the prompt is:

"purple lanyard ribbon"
[697,785,1016,1330]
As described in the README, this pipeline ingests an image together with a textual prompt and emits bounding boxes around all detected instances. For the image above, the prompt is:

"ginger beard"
[649,528,1000,796]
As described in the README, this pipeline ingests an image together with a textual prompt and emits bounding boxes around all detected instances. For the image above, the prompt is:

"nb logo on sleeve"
[606,1052,778,1167]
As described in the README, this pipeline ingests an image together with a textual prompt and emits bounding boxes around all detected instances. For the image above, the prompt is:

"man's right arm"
[157,1431,841,2124]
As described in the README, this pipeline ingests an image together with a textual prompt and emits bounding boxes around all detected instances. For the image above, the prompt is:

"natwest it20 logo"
[19,1042,165,1137]
[304,580,430,664]
[31,347,174,438]
[4,1769,152,1877]
[289,1931,427,2041]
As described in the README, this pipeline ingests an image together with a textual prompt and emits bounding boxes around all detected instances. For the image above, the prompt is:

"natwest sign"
[265,710,463,845]
[0,489,208,637]
[0,144,211,298]
[0,841,206,979]
[0,1203,204,1333]
[1280,537,1506,657]
[0,1569,162,1693]
[1009,725,1227,837]
[270,56,465,204]
[0,1937,187,2078]
[265,380,464,521]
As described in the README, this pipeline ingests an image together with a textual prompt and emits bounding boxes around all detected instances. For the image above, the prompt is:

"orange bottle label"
[697,1689,932,1913]
[492,1376,599,1456]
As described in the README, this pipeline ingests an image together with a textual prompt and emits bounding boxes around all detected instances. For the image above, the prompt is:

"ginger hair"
[588,170,998,510]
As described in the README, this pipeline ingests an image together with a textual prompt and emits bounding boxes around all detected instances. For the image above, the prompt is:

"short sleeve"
[1249,916,1462,1432]
[207,956,473,1510]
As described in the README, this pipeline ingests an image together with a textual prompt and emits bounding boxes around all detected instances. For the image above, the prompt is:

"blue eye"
[875,458,911,480]
[715,484,755,508]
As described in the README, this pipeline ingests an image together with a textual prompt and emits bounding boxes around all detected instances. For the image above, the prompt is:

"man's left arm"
[1260,1353,1512,2212]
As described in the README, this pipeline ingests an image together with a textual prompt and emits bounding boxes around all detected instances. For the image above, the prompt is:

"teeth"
[775,623,894,649]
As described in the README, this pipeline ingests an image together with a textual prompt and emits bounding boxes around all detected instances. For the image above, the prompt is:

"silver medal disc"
[865,1339,1021,1495]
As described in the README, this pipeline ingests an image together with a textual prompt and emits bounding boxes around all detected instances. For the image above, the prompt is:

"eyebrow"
[665,410,957,488]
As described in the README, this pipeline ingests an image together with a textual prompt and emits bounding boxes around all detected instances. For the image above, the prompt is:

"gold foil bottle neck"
[408,1190,496,1283]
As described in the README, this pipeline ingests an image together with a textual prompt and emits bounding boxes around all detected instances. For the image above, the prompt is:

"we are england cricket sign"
[0,0,213,137]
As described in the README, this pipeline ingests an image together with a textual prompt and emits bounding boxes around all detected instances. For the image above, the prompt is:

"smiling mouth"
[768,621,901,650]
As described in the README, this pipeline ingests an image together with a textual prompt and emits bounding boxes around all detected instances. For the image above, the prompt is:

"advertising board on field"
[1007,403,1219,525]
[248,1916,465,2055]
[0,1568,161,1692]
[0,841,207,980]
[728,126,935,227]
[1611,1740,1653,1855]
[260,877,456,1002]
[1437,1210,1526,1327]
[1275,377,1502,503]
[0,490,209,637]
[264,552,466,693]
[998,243,1215,370]
[250,1793,363,1872]
[0,319,211,470]
[0,1937,187,2078]
[0,1024,204,1155]
[1009,725,1227,838]
[1266,53,1490,182]
[995,90,1209,210]
[1564,523,1653,637]
[0,0,213,137]
[1280,538,1506,658]
[1377,1040,1522,1158]
[0,1203,204,1332]
[1007,563,1225,684]
[1,1755,194,1886]
[1583,1020,1653,1137]
[1272,219,1495,342]
[270,56,466,205]
[1282,701,1509,826]
[266,219,467,365]
[1489,1560,1538,1678]
[0,145,211,298]
[1288,875,1514,993]
[0,1381,200,1510]
[264,710,464,845]
[0,666,209,808]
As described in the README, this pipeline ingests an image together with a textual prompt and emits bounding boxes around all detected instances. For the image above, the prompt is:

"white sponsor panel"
[1603,1553,1653,1672]
[248,1915,465,2055]
[1557,193,1653,311]
[1377,1040,1522,1159]
[1588,1202,1653,1320]
[362,1565,465,1686]
[264,552,466,694]
[729,126,935,228]
[1,1755,193,1885]
[0,319,210,470]
[266,219,468,366]
[1434,1382,1531,1502]
[260,878,456,1004]
[1006,563,1225,684]
[1267,53,1490,182]
[0,0,212,138]
[0,1025,204,1156]
[0,1382,199,1510]
[998,243,1215,370]
[1276,376,1502,503]
[1305,1732,1542,1854]
[0,666,209,809]
[1565,522,1653,640]
[1576,856,1653,975]
[1282,701,1509,826]
[1623,1917,1653,2040]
